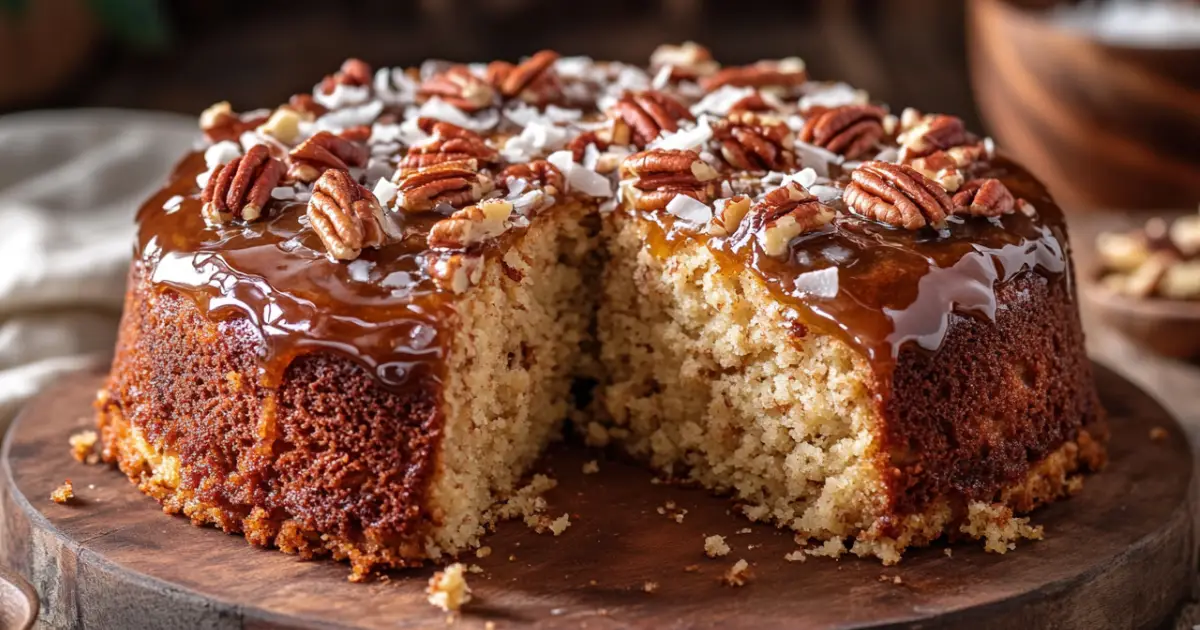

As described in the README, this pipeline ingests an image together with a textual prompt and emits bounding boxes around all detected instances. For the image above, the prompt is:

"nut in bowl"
[1089,208,1200,359]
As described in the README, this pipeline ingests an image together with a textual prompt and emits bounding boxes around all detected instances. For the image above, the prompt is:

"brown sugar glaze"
[634,157,1070,404]
[139,151,1069,408]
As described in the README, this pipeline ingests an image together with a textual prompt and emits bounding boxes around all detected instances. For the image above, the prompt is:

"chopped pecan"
[752,182,835,256]
[201,145,285,224]
[306,169,389,261]
[288,93,328,118]
[798,104,887,160]
[843,161,954,230]
[700,58,807,92]
[951,178,1016,218]
[897,111,973,161]
[257,107,304,144]
[649,41,720,81]
[394,161,493,213]
[620,149,720,211]
[288,131,369,183]
[428,199,514,249]
[419,65,496,112]
[500,160,564,195]
[319,58,373,94]
[907,144,989,192]
[199,101,269,144]
[712,111,795,171]
[400,118,498,173]
[568,130,611,162]
[427,252,484,294]
[609,90,694,148]
[488,50,561,105]
[707,195,751,236]
[728,92,777,114]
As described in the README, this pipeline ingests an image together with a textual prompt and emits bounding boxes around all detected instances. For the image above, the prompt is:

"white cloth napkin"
[0,110,197,431]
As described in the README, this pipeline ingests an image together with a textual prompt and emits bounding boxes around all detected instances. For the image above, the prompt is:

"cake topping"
[797,104,887,160]
[428,199,514,249]
[200,144,286,224]
[288,130,369,183]
[401,118,499,173]
[393,161,493,213]
[701,57,808,92]
[712,111,795,171]
[952,178,1016,218]
[488,49,561,105]
[843,161,953,230]
[418,66,496,112]
[319,58,373,95]
[649,41,720,81]
[608,90,694,148]
[620,148,719,211]
[306,168,392,261]
[499,160,564,196]
[752,181,835,257]
[896,110,972,162]
[707,195,751,236]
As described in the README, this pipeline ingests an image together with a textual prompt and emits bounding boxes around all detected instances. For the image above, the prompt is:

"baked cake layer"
[97,45,1106,576]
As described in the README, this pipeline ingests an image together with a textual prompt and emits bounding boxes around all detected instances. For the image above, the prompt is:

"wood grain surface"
[0,366,1194,630]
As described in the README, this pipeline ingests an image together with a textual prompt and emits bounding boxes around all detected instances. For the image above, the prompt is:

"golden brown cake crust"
[99,263,443,572]
[879,271,1106,525]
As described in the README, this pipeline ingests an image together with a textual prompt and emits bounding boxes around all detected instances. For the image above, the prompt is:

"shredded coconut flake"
[794,141,843,177]
[665,195,713,225]
[270,186,297,201]
[162,195,185,213]
[652,64,673,90]
[798,82,868,112]
[547,150,613,198]
[690,86,756,117]
[373,67,418,105]
[315,99,384,133]
[650,118,713,152]
[373,178,399,207]
[410,97,499,132]
[313,83,371,110]
[794,267,839,298]
[204,141,242,169]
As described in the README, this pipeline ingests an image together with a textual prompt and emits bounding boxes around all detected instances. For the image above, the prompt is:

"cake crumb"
[960,502,1043,554]
[722,559,752,586]
[476,546,492,559]
[805,537,847,559]
[50,480,75,504]
[656,506,666,515]
[547,513,571,536]
[69,430,99,464]
[427,563,472,612]
[683,564,700,572]
[485,623,496,630]
[784,550,806,563]
[642,580,659,593]
[880,574,903,584]
[467,564,484,574]
[582,460,600,474]
[1150,426,1169,441]
[736,527,752,535]
[508,554,516,562]
[672,510,686,524]
[585,422,611,447]
[943,548,953,558]
[894,575,903,584]
[704,534,730,558]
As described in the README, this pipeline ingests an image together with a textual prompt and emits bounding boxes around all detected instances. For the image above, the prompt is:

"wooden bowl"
[0,564,37,630]
[1085,280,1200,359]
[967,0,1200,211]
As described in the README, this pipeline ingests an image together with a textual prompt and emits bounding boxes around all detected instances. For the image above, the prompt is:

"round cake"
[96,45,1106,580]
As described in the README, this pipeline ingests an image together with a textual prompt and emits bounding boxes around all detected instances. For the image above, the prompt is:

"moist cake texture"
[97,44,1106,578]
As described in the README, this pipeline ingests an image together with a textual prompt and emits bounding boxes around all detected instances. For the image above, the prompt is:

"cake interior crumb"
[51,479,75,504]
[723,559,752,586]
[427,563,472,612]
[69,430,99,464]
[704,534,731,558]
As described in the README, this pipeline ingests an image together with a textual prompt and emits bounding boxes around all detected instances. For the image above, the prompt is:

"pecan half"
[306,169,389,261]
[700,58,807,92]
[428,199,514,249]
[649,41,720,81]
[488,50,561,105]
[288,93,328,118]
[713,111,795,171]
[500,160,564,195]
[752,182,835,256]
[319,58,373,94]
[568,130,611,162]
[394,161,493,213]
[843,161,954,230]
[728,92,777,114]
[951,178,1015,218]
[897,111,973,161]
[201,145,286,224]
[288,131,369,183]
[419,66,496,112]
[620,149,720,211]
[798,104,887,160]
[609,90,694,148]
[401,118,499,174]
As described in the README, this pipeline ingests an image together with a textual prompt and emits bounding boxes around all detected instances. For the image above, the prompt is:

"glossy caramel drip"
[634,158,1070,399]
[139,153,455,391]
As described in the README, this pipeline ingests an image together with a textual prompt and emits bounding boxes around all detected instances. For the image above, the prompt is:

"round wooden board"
[1,364,1195,630]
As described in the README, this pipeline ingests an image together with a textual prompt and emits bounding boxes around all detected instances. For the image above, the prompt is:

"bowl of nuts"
[1090,209,1200,358]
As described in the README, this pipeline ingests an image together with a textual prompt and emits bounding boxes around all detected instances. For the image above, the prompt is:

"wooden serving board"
[1,364,1195,629]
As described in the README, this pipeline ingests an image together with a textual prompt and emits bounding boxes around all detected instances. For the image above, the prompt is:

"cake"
[96,44,1106,579]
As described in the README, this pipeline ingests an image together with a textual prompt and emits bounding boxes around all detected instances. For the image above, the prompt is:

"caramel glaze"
[634,157,1070,406]
[141,150,1069,414]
